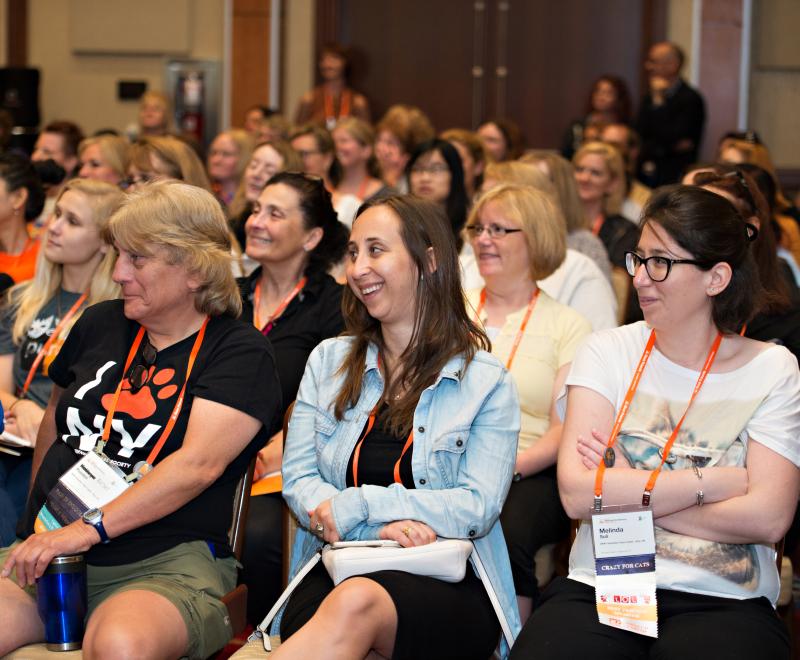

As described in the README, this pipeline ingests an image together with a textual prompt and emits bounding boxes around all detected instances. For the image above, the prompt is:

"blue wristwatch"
[82,507,110,544]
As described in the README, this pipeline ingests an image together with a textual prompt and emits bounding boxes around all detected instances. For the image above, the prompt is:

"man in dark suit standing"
[636,42,705,187]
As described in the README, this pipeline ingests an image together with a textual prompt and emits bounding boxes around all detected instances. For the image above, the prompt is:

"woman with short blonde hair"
[127,136,212,192]
[522,150,612,280]
[78,135,131,186]
[464,183,591,623]
[0,179,281,660]
[108,181,241,318]
[207,129,254,208]
[573,141,637,270]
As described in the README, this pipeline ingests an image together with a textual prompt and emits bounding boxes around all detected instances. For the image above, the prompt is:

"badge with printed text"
[591,506,658,638]
[34,450,130,534]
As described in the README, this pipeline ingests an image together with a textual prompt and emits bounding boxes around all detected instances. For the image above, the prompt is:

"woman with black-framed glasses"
[0,181,282,659]
[513,184,800,660]
[465,183,592,623]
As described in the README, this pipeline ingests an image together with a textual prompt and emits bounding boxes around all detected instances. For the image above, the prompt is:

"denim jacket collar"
[364,341,464,386]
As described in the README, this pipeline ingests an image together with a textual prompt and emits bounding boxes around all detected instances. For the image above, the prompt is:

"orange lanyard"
[19,292,87,397]
[253,277,307,335]
[351,406,414,487]
[355,176,370,201]
[323,88,351,123]
[101,318,209,472]
[591,214,604,236]
[593,329,723,511]
[474,287,540,370]
[352,355,414,486]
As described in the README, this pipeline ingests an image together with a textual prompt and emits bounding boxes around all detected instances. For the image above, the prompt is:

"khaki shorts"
[1,539,238,660]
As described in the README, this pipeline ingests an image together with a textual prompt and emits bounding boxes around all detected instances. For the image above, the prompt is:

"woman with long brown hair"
[267,195,521,658]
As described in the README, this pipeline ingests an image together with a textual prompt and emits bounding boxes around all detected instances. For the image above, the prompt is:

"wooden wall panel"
[501,0,645,149]
[336,0,476,132]
[232,0,271,128]
[320,0,660,149]
[7,0,27,66]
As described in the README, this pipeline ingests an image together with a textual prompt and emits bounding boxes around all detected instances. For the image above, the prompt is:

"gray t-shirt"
[0,288,83,407]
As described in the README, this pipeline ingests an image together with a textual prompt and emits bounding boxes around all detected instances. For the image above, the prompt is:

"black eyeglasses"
[121,173,155,190]
[625,251,710,282]
[126,339,157,394]
[465,224,523,239]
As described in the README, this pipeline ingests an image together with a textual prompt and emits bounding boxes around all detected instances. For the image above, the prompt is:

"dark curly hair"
[266,171,349,275]
[0,153,45,220]
[642,185,762,333]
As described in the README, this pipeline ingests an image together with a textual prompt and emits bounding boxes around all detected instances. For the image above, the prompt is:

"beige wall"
[751,0,800,168]
[283,0,315,120]
[667,0,696,82]
[27,0,224,136]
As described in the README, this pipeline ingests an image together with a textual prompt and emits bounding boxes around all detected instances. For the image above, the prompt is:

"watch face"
[83,507,102,523]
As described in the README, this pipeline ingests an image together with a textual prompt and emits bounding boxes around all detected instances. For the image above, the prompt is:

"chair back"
[229,455,258,561]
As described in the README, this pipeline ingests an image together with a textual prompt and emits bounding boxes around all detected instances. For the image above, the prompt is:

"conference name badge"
[591,506,658,638]
[34,450,130,534]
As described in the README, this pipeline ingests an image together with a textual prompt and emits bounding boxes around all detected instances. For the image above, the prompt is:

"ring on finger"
[315,522,324,535]
[402,526,412,538]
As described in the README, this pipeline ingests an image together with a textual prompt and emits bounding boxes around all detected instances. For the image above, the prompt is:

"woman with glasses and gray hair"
[512,185,800,660]
[0,180,282,660]
[464,183,591,623]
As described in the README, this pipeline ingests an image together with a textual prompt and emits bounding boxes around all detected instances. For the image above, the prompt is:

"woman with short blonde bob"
[126,135,212,192]
[460,161,618,331]
[522,150,611,280]
[0,180,282,660]
[78,135,130,186]
[572,141,638,269]
[207,129,254,208]
[465,184,591,621]
[332,118,387,200]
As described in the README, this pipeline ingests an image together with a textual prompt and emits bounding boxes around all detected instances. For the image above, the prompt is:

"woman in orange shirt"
[0,154,45,286]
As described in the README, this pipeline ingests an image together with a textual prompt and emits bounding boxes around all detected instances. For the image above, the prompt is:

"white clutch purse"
[321,539,474,584]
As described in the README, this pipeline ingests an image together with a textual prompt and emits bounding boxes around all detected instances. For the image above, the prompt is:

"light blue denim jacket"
[277,337,522,656]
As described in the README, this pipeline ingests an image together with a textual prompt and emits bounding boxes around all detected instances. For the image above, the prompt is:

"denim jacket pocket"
[314,407,338,461]
[431,427,470,487]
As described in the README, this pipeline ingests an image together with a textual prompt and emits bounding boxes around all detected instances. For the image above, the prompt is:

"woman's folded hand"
[576,428,632,470]
[379,520,437,548]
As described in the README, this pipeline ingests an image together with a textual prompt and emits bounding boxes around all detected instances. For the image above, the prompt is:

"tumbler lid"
[50,554,84,566]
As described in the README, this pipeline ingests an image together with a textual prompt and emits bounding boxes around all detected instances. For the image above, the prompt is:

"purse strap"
[470,542,515,651]
[249,550,323,652]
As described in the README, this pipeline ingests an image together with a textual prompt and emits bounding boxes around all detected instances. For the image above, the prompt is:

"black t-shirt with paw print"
[19,300,282,565]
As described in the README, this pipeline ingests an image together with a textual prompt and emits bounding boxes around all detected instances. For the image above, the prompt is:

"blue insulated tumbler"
[36,554,87,651]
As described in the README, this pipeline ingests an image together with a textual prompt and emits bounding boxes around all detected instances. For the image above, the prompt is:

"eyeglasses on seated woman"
[511,185,800,660]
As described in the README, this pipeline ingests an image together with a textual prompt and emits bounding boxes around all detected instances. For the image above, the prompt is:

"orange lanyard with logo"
[100,318,209,478]
[19,292,87,397]
[253,277,307,335]
[324,88,351,124]
[474,287,540,370]
[593,329,723,511]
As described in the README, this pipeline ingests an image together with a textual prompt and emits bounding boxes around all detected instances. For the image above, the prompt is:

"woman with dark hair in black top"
[407,139,469,250]
[238,171,349,624]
